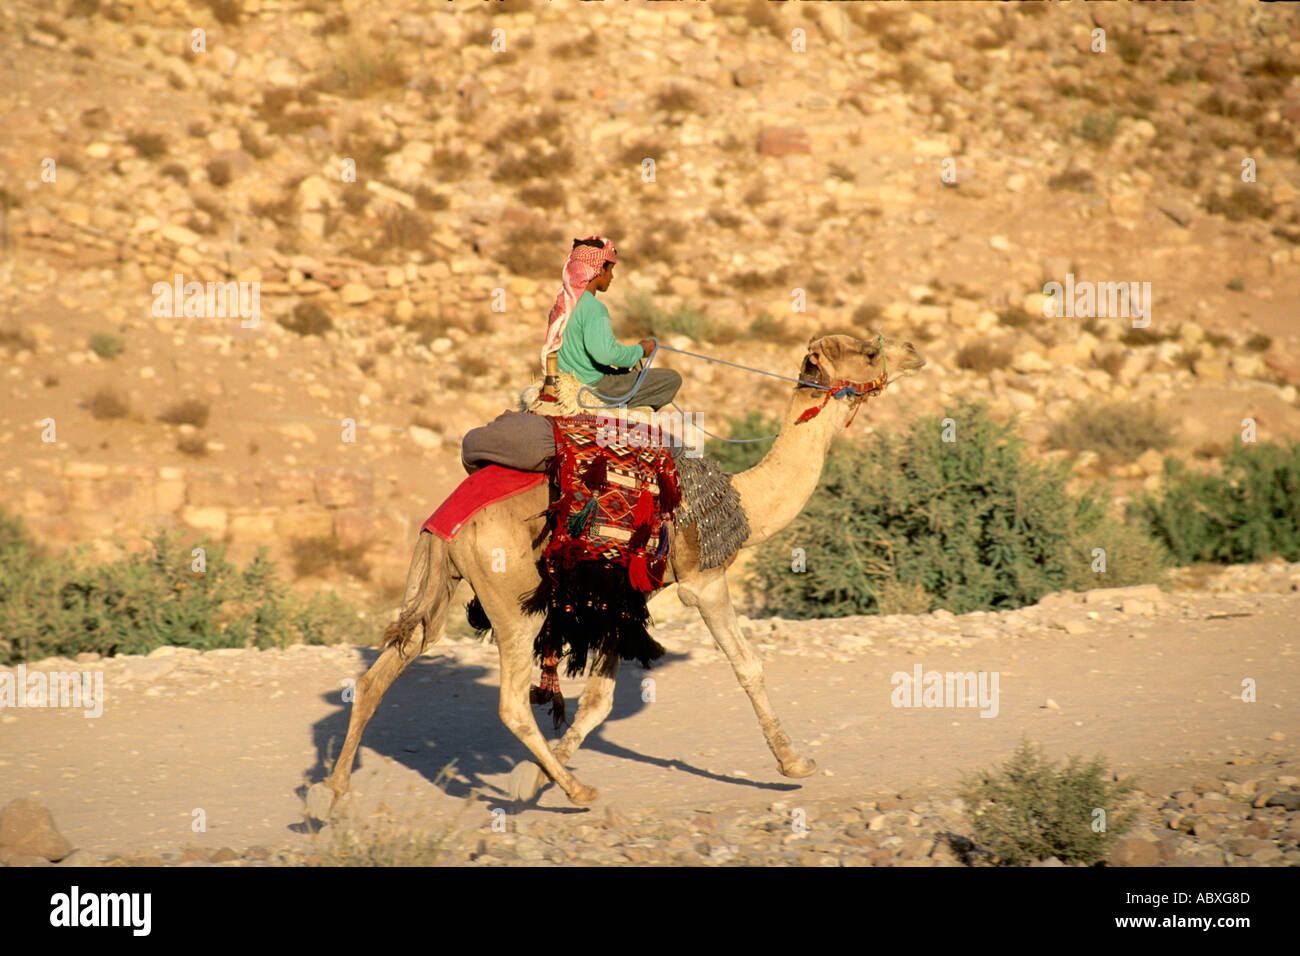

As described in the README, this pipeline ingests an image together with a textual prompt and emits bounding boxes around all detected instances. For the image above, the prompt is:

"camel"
[309,333,925,814]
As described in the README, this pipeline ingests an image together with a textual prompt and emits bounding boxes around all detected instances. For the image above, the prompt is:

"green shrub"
[703,411,779,475]
[88,332,124,359]
[1136,439,1300,564]
[0,514,361,664]
[747,401,1166,618]
[960,738,1135,866]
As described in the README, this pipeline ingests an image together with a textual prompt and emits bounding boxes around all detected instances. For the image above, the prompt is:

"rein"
[578,335,890,442]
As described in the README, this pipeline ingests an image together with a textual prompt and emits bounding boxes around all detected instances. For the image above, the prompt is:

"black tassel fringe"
[521,557,664,679]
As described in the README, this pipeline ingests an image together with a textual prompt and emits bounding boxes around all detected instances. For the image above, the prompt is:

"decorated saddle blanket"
[522,414,681,682]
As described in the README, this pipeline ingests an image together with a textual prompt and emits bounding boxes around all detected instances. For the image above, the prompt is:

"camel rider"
[541,236,682,412]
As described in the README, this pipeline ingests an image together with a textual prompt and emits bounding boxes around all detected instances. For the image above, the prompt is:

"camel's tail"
[382,530,457,657]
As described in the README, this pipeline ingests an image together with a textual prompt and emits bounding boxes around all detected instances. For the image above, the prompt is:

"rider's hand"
[639,339,655,358]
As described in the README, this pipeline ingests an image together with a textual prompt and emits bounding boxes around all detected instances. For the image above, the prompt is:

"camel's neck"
[730,388,851,548]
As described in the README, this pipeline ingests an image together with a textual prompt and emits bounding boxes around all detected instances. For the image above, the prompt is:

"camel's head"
[798,333,925,392]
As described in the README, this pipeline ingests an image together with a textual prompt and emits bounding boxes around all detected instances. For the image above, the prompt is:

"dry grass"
[206,156,232,185]
[490,147,573,184]
[433,148,473,181]
[493,226,564,279]
[1206,186,1275,222]
[518,183,565,210]
[748,311,802,344]
[405,311,450,345]
[619,137,663,166]
[125,130,168,159]
[311,31,409,99]
[202,0,242,26]
[412,184,449,212]
[89,387,130,420]
[955,340,1014,374]
[291,536,371,581]
[282,301,334,336]
[157,399,211,428]
[1046,400,1177,467]
[653,85,702,114]
[711,208,743,230]
[177,433,208,457]
[1046,168,1095,193]
[551,31,598,60]
[87,332,124,359]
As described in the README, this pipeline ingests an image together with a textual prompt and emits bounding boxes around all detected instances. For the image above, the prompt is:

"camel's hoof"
[780,756,819,779]
[568,783,599,805]
[508,761,546,803]
[305,781,338,821]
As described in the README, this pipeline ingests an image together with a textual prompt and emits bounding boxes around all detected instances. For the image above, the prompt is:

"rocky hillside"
[1,0,1297,599]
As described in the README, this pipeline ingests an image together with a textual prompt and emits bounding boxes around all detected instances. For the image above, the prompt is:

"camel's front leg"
[678,572,818,778]
[495,620,600,805]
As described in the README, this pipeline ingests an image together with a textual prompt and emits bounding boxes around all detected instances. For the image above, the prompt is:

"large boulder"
[0,798,74,862]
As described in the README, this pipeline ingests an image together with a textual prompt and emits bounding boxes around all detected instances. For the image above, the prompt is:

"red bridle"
[794,371,889,428]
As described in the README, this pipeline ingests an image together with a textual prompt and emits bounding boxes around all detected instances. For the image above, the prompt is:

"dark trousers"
[589,369,682,410]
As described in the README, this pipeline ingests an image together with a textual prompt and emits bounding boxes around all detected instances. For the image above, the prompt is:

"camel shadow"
[299,637,799,829]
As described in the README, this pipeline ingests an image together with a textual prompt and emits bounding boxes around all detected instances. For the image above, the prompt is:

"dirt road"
[3,583,1298,861]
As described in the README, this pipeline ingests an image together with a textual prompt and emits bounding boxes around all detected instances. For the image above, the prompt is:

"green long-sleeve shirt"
[554,291,644,385]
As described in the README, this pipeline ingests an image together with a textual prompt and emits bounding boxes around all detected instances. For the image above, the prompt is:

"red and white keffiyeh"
[540,235,617,371]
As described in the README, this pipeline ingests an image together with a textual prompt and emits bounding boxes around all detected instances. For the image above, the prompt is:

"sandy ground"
[2,588,1297,858]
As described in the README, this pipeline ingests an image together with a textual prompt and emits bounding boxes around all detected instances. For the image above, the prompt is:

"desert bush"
[290,536,371,581]
[283,301,333,336]
[1205,185,1275,222]
[960,739,1135,866]
[495,226,565,279]
[312,32,408,98]
[177,433,208,456]
[1075,111,1118,146]
[653,85,701,114]
[87,332,124,359]
[704,411,780,474]
[0,515,359,664]
[412,184,449,212]
[89,387,130,419]
[955,340,1014,374]
[158,398,211,428]
[490,147,572,184]
[1046,400,1177,467]
[748,311,800,344]
[1137,439,1300,564]
[125,130,168,159]
[747,401,1166,618]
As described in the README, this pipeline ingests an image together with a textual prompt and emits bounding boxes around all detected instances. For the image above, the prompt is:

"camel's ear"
[807,334,820,349]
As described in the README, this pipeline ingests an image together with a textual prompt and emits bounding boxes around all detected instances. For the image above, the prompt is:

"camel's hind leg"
[310,532,457,818]
[486,603,600,805]
[509,653,619,802]
[678,570,817,778]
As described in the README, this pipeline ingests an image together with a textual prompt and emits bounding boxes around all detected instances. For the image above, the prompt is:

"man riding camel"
[541,236,681,411]
[459,236,682,474]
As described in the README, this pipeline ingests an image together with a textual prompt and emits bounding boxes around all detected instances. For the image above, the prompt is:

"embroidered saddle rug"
[521,415,681,691]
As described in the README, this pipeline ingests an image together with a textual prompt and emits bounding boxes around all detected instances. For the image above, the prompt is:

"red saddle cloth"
[542,414,680,592]
[421,465,546,541]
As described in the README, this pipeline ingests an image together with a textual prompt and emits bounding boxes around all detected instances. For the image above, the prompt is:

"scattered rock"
[0,798,73,862]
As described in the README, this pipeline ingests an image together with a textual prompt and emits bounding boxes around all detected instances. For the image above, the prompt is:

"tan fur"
[313,334,924,811]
